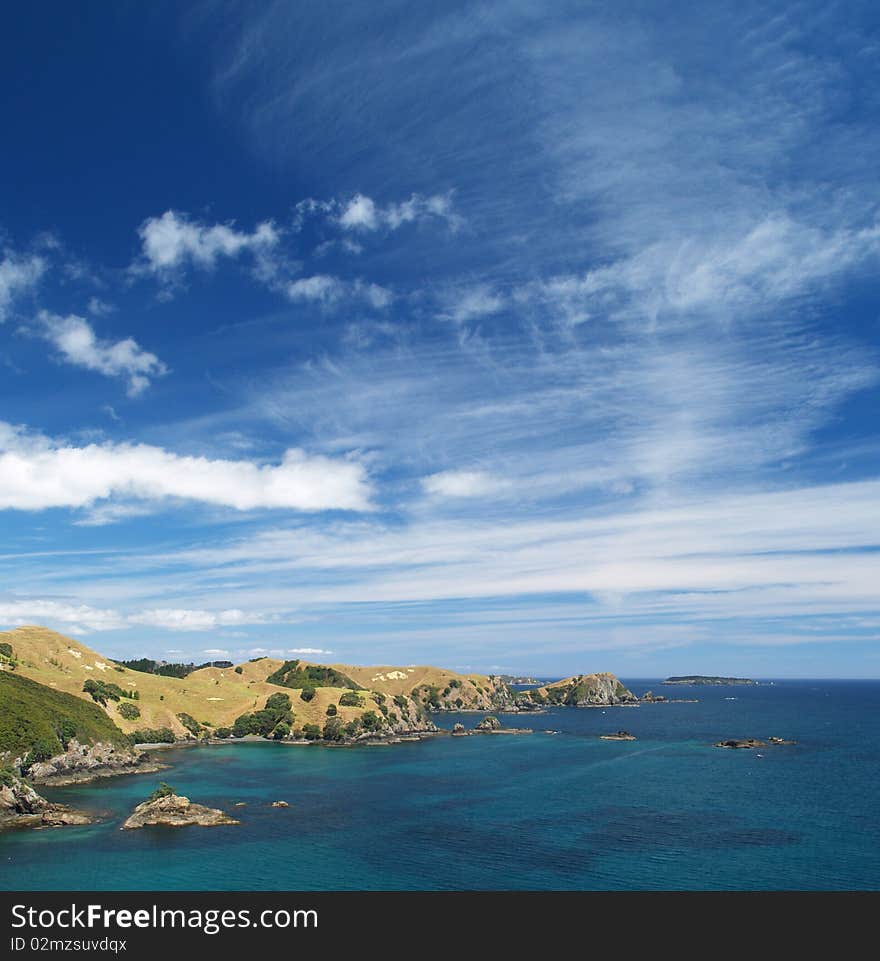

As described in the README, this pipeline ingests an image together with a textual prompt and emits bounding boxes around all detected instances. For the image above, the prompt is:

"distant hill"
[0,669,127,767]
[663,676,756,686]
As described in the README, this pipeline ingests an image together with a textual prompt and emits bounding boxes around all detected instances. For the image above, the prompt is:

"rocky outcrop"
[665,676,756,685]
[519,672,638,708]
[451,723,468,736]
[715,736,796,749]
[640,690,666,703]
[714,738,765,749]
[475,715,502,731]
[122,793,239,830]
[599,730,636,741]
[270,800,289,808]
[23,739,165,786]
[0,772,94,830]
[409,675,516,713]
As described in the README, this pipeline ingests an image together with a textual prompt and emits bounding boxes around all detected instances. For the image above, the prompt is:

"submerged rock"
[122,792,239,830]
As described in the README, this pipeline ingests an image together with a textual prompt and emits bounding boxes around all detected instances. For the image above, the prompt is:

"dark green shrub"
[265,692,292,713]
[339,691,363,707]
[326,703,337,716]
[214,727,233,739]
[394,694,409,710]
[176,713,202,736]
[234,666,243,675]
[272,721,291,740]
[0,642,13,658]
[360,711,383,732]
[344,718,361,737]
[302,723,321,740]
[147,782,176,802]
[118,702,141,721]
[299,687,316,702]
[266,659,358,690]
[322,717,344,741]
[131,727,175,744]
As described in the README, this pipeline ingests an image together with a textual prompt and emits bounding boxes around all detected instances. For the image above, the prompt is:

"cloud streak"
[0,422,373,513]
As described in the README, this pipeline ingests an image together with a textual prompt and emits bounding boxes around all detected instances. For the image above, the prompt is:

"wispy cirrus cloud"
[36,311,168,396]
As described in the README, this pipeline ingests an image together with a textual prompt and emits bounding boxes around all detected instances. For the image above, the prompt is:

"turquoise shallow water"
[2,679,879,890]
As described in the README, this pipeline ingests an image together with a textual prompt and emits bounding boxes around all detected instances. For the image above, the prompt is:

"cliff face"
[519,672,638,708]
[22,738,163,786]
[0,771,93,829]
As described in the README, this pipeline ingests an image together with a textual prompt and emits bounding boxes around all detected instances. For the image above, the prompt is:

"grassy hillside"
[0,626,513,739]
[519,672,637,706]
[0,670,127,765]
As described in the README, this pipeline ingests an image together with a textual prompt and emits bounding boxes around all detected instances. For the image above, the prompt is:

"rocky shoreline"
[0,771,95,831]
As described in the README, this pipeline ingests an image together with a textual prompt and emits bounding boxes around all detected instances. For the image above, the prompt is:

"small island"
[714,736,796,749]
[664,676,756,686]
[121,783,239,830]
[600,730,636,741]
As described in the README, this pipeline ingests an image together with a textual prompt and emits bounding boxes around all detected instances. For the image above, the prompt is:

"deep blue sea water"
[2,680,879,890]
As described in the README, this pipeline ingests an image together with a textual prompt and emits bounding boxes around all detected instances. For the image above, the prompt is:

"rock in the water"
[474,715,502,731]
[451,723,468,736]
[640,691,666,703]
[599,730,637,741]
[270,800,289,808]
[714,738,766,749]
[122,793,239,830]
[768,736,797,745]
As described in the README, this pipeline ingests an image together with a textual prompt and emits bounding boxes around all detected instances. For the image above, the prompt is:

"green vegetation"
[302,723,321,740]
[266,659,358,691]
[360,711,383,732]
[0,642,13,658]
[338,691,364,707]
[232,692,293,739]
[326,703,337,716]
[299,688,315,702]
[322,717,344,741]
[393,694,409,710]
[118,657,234,678]
[176,713,203,736]
[118,702,141,721]
[147,782,176,802]
[82,679,138,705]
[271,721,291,740]
[0,670,127,768]
[234,666,243,675]
[214,727,233,739]
[130,727,176,744]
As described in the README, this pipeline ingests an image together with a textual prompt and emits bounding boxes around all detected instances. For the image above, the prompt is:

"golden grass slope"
[0,626,504,737]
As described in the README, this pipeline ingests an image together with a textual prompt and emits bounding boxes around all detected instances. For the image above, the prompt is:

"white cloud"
[445,285,504,323]
[202,648,230,656]
[422,470,505,498]
[0,599,127,632]
[0,253,45,321]
[136,210,280,276]
[0,422,373,513]
[286,274,344,302]
[287,647,333,655]
[130,609,263,632]
[87,297,114,317]
[37,311,168,396]
[285,275,392,308]
[337,192,461,232]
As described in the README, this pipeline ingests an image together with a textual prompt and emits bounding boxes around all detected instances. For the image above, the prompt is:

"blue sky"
[1,1,879,677]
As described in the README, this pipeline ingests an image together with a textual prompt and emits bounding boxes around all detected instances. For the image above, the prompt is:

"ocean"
[2,679,879,890]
